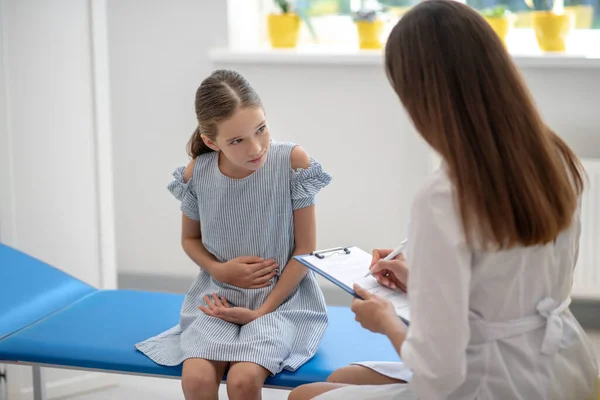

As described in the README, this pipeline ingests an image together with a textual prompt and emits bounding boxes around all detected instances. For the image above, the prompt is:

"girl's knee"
[181,359,224,399]
[181,373,219,398]
[226,370,263,394]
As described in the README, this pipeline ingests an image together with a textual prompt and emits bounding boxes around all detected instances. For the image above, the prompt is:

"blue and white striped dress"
[135,140,331,375]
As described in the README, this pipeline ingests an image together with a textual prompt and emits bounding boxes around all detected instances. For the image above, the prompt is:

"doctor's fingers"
[370,248,393,267]
[373,271,395,289]
[372,259,407,278]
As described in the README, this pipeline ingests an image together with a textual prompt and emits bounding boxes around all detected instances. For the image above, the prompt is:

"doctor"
[288,1,599,399]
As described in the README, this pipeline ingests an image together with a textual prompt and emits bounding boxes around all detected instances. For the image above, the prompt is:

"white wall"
[106,0,431,279]
[0,0,12,246]
[518,68,600,158]
[213,61,600,250]
[107,0,228,278]
[206,63,433,253]
[114,47,600,278]
[0,0,117,398]
[1,0,102,284]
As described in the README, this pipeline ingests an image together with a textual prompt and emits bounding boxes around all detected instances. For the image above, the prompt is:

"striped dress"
[135,140,331,375]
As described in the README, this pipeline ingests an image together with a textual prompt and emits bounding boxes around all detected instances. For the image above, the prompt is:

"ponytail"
[186,127,215,159]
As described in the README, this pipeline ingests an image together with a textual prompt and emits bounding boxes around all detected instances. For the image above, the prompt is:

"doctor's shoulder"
[410,167,455,217]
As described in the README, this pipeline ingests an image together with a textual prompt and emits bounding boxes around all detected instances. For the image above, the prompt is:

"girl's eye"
[257,125,266,134]
[230,139,242,145]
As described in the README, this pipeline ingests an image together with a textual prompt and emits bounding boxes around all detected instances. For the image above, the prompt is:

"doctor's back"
[381,0,600,398]
[407,164,599,399]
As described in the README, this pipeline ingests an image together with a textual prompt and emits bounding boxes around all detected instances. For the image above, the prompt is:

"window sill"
[211,29,600,69]
[209,46,600,68]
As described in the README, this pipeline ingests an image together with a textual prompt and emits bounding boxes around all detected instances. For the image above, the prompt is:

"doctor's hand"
[351,284,405,336]
[369,249,408,292]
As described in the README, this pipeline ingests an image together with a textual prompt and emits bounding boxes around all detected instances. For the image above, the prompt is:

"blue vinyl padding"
[0,243,402,388]
[0,245,96,339]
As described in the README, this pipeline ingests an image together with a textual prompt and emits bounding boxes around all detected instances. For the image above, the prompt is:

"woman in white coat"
[288,1,599,399]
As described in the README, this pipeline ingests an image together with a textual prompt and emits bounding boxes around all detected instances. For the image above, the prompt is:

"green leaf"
[275,0,291,13]
[296,7,319,42]
[480,4,511,17]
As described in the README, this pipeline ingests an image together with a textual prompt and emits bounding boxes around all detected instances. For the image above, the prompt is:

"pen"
[364,238,408,278]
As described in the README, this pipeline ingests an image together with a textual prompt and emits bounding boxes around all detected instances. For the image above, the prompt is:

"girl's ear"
[201,134,220,152]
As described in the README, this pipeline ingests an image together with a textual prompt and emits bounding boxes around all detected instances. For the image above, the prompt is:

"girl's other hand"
[199,294,261,325]
[213,256,279,289]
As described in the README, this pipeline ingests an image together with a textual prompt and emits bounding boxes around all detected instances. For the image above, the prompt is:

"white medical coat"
[316,166,599,400]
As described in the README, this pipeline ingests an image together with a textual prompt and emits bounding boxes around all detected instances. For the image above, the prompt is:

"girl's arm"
[257,147,317,316]
[181,215,221,274]
[179,161,222,275]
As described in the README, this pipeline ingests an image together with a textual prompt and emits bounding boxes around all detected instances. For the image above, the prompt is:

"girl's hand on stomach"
[212,256,279,289]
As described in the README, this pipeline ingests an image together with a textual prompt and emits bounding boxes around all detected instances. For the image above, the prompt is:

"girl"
[135,69,332,400]
[289,0,599,399]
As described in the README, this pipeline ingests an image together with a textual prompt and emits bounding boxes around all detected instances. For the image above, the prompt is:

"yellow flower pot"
[532,11,573,52]
[267,13,301,49]
[355,20,384,50]
[484,16,512,46]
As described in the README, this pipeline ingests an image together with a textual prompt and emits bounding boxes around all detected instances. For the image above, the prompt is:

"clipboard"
[294,246,410,323]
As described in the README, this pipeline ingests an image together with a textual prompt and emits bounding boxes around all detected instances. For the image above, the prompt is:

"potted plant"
[481,5,514,46]
[353,8,385,50]
[526,0,574,51]
[267,0,301,48]
[380,0,419,19]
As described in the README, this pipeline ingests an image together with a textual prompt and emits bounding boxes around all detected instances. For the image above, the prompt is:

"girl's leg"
[181,358,228,400]
[327,365,406,385]
[288,383,350,400]
[225,361,270,400]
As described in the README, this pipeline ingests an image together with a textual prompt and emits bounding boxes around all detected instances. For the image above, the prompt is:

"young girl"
[289,1,599,399]
[135,69,332,400]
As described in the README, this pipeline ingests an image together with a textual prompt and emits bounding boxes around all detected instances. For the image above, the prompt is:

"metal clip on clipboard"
[309,246,352,259]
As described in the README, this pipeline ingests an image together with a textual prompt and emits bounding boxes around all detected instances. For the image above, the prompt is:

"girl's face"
[203,106,271,176]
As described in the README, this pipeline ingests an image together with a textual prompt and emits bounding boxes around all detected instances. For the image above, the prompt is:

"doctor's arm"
[399,187,472,398]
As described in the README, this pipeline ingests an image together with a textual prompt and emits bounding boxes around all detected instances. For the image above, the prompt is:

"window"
[241,0,598,55]
[467,0,598,29]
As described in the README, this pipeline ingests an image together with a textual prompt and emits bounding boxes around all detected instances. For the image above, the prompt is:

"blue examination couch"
[0,244,401,399]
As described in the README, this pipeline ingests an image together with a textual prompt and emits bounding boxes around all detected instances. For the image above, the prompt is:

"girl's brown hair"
[385,0,585,249]
[187,69,263,158]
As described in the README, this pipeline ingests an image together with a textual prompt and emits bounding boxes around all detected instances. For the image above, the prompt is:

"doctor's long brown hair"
[385,0,585,249]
